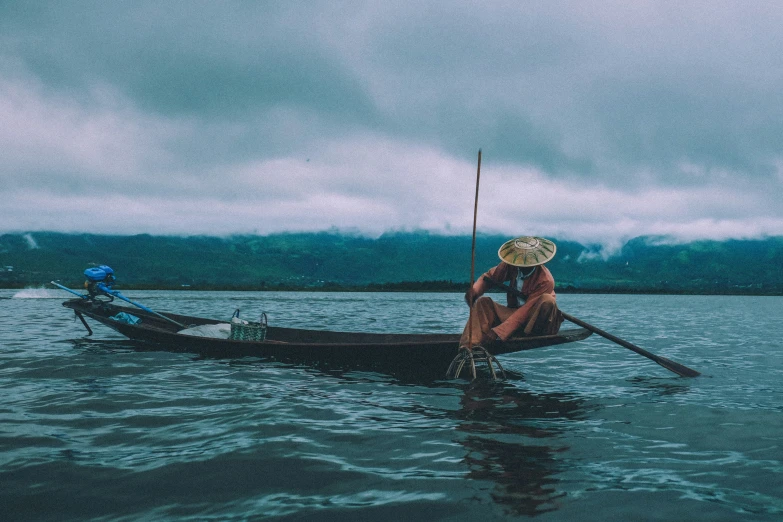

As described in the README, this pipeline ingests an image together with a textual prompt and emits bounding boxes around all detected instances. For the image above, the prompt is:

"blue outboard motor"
[84,267,107,282]
[84,266,114,297]
[98,265,116,289]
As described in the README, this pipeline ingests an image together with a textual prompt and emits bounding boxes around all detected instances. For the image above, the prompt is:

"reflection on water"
[455,382,588,516]
[626,376,693,396]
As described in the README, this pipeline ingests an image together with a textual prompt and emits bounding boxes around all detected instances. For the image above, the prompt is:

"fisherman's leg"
[459,297,509,348]
[459,297,497,347]
[523,294,562,335]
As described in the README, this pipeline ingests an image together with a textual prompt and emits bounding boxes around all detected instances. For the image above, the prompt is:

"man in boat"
[460,236,563,349]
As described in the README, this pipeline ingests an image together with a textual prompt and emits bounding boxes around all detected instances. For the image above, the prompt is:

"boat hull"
[62,298,592,378]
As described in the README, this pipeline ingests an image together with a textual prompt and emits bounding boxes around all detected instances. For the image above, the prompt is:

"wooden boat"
[62,298,592,379]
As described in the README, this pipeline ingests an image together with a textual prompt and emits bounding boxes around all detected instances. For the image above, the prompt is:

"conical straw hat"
[498,236,557,267]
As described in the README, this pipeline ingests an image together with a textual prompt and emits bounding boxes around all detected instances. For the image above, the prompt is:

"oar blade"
[654,356,701,378]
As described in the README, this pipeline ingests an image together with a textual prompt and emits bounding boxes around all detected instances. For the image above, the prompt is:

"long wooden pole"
[467,149,482,346]
[481,276,701,377]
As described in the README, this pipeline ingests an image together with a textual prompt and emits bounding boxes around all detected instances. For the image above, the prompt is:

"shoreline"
[4,283,781,297]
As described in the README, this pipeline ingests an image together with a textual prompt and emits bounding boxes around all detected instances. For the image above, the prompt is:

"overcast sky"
[2,1,782,248]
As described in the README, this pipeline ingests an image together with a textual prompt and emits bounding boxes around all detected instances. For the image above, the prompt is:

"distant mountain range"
[1,232,782,294]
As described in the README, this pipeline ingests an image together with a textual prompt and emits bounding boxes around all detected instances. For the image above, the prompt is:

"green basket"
[228,310,267,341]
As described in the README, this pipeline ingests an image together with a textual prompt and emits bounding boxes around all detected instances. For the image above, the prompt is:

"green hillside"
[1,232,781,294]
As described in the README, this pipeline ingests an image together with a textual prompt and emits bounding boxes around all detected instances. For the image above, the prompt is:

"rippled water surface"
[2,290,782,520]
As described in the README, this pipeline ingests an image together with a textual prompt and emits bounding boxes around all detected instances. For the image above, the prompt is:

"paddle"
[482,276,701,377]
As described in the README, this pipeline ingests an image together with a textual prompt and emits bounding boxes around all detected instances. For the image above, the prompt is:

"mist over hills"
[1,232,781,294]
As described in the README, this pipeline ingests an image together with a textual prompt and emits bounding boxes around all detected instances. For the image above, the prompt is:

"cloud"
[23,233,39,249]
[0,78,185,190]
[1,1,783,246]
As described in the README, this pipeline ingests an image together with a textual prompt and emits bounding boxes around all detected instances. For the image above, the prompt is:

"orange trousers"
[459,294,562,348]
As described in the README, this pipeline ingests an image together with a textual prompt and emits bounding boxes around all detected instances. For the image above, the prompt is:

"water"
[1,289,782,521]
